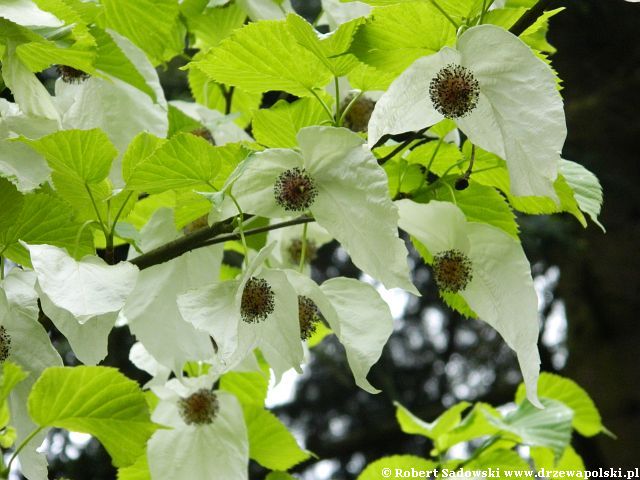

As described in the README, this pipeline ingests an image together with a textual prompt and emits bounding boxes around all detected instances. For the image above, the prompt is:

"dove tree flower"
[225,125,418,294]
[178,244,303,381]
[368,24,566,200]
[396,200,541,407]
[147,376,248,480]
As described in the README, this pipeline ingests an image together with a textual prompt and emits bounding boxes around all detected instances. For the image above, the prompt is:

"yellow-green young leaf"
[465,448,530,471]
[244,405,310,471]
[90,26,157,101]
[350,2,456,74]
[286,13,362,76]
[220,357,270,407]
[0,178,25,233]
[126,134,248,193]
[531,445,585,472]
[559,159,604,232]
[167,105,204,138]
[253,98,330,148]
[117,453,151,480]
[0,362,28,405]
[265,472,296,480]
[437,403,501,451]
[0,192,94,266]
[384,159,424,197]
[395,401,470,441]
[15,40,97,74]
[346,61,396,92]
[188,2,246,50]
[515,372,606,437]
[487,398,573,459]
[188,59,262,128]
[100,0,180,65]
[122,133,167,185]
[358,455,438,480]
[28,366,157,468]
[22,129,116,183]
[307,321,331,348]
[416,180,520,240]
[191,20,333,97]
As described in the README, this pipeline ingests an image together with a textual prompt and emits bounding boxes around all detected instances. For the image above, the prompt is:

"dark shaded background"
[10,0,639,478]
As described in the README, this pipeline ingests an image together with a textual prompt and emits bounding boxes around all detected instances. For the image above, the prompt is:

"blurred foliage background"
[7,0,638,478]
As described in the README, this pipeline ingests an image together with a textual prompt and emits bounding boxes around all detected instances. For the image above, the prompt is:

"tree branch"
[376,127,429,165]
[199,216,315,248]
[129,215,314,271]
[508,0,555,36]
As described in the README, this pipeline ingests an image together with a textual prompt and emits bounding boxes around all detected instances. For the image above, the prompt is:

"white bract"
[178,244,303,381]
[266,219,333,270]
[169,100,253,145]
[368,25,566,200]
[148,377,249,480]
[226,126,418,294]
[121,209,222,374]
[284,270,394,394]
[25,243,139,322]
[396,200,542,407]
[54,30,168,187]
[1,270,62,480]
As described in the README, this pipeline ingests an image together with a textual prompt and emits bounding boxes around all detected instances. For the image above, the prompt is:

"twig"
[377,127,429,165]
[509,0,555,36]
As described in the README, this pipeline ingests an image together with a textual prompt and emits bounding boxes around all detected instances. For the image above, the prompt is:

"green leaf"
[395,401,471,449]
[0,178,25,233]
[0,192,94,265]
[188,58,262,128]
[286,13,362,76]
[437,402,501,451]
[15,40,96,74]
[28,366,157,468]
[350,2,456,74]
[122,132,167,184]
[188,2,246,50]
[117,454,151,480]
[416,180,520,240]
[243,405,310,471]
[220,360,270,407]
[22,129,116,183]
[487,398,573,459]
[126,133,248,193]
[515,372,605,437]
[531,445,585,472]
[100,0,180,65]
[465,447,530,471]
[20,129,119,223]
[384,158,425,197]
[265,472,296,480]
[90,26,157,100]
[167,105,205,138]
[559,160,604,232]
[0,362,28,405]
[253,98,329,148]
[192,19,333,97]
[357,455,438,480]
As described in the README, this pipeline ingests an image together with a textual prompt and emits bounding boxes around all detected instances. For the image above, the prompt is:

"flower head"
[368,25,566,200]
[178,243,304,381]
[148,377,248,480]
[223,126,418,295]
[397,199,542,407]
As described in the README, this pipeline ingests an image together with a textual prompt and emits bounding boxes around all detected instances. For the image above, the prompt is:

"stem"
[309,88,335,123]
[7,426,44,472]
[509,0,554,36]
[429,0,459,30]
[228,194,249,268]
[333,77,341,126]
[424,138,444,176]
[479,0,488,24]
[338,91,364,126]
[298,222,309,272]
[200,217,314,248]
[85,184,108,236]
[377,127,429,165]
[0,256,4,280]
[111,191,134,231]
[223,86,235,115]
